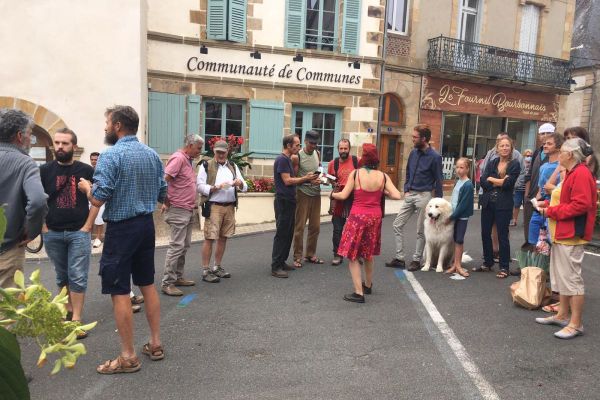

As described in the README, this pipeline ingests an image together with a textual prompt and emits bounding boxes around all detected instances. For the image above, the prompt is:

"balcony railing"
[427,36,572,91]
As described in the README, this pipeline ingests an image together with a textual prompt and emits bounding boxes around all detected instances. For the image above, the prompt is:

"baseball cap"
[538,123,555,134]
[213,140,228,152]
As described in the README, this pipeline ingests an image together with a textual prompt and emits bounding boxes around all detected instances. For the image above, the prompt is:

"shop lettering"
[186,57,361,85]
[438,84,546,113]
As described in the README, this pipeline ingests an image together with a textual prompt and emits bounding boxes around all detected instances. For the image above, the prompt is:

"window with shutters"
[285,0,361,55]
[207,0,247,43]
[386,0,409,35]
[203,101,245,152]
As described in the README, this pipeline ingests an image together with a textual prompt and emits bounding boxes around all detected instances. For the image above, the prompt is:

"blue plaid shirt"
[92,136,167,222]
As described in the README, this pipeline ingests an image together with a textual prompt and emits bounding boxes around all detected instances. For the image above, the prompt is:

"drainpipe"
[375,3,389,147]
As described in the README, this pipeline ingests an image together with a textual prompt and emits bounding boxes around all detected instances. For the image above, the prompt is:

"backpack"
[333,155,358,176]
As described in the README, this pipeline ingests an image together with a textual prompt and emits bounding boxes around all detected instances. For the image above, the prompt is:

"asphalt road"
[20,211,600,400]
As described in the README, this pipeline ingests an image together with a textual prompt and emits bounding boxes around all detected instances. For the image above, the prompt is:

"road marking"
[177,293,198,307]
[395,270,500,400]
[584,251,600,257]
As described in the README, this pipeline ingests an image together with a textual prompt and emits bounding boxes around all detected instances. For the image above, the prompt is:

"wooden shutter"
[248,100,285,157]
[148,92,185,155]
[187,95,201,135]
[207,0,227,40]
[285,0,306,49]
[342,0,361,55]
[228,0,247,43]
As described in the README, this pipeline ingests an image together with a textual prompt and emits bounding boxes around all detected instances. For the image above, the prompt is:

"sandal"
[131,295,144,305]
[496,270,509,279]
[96,355,141,374]
[142,343,165,361]
[293,259,303,269]
[457,268,470,278]
[542,302,560,313]
[304,256,324,264]
[472,265,492,272]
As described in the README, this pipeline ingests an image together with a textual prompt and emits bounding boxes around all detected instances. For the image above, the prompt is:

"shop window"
[292,106,341,171]
[203,100,245,152]
[207,0,247,43]
[382,94,404,127]
[386,0,409,35]
[285,0,361,55]
[148,92,201,155]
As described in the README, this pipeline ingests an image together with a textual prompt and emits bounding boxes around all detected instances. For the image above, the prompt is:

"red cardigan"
[546,163,597,242]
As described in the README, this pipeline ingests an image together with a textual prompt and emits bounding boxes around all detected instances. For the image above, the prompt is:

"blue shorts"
[43,230,91,293]
[100,214,156,295]
[513,190,525,209]
[453,219,469,245]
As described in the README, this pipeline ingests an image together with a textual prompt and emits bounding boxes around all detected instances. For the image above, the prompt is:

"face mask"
[524,156,532,163]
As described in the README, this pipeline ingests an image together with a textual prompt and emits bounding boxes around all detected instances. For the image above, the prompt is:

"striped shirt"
[92,136,167,222]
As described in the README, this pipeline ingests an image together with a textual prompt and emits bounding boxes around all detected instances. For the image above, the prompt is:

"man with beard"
[0,108,47,288]
[386,124,443,271]
[40,128,98,333]
[327,139,358,265]
[78,106,166,374]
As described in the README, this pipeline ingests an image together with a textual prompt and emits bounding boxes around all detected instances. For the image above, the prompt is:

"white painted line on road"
[403,271,501,400]
[584,251,600,257]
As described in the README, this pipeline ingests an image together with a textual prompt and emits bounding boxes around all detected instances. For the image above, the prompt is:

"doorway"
[379,134,403,187]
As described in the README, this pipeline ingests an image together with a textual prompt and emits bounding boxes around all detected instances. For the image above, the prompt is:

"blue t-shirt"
[274,154,296,201]
[538,160,560,200]
[451,178,470,220]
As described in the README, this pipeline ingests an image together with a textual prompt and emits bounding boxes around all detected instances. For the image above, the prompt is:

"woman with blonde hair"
[332,144,402,303]
[475,137,521,278]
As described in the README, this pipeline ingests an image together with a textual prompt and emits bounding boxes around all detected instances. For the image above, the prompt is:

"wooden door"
[379,134,402,187]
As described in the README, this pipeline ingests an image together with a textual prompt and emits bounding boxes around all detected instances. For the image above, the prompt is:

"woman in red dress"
[332,144,402,303]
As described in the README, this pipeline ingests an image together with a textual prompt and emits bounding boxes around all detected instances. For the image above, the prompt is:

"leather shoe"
[161,285,183,296]
[271,269,289,278]
[174,278,195,286]
[362,282,372,295]
[385,258,405,268]
[343,292,365,303]
[282,263,294,271]
[407,261,421,272]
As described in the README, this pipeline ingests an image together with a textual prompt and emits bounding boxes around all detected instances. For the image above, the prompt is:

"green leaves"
[0,327,30,400]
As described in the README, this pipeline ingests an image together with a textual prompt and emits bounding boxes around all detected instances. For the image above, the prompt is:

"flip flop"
[542,302,560,313]
[293,259,303,269]
[304,257,324,264]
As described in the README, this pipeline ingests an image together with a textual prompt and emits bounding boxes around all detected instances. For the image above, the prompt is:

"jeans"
[271,197,296,271]
[523,200,534,243]
[481,204,512,270]
[332,215,347,256]
[528,210,546,245]
[393,191,432,262]
[161,207,194,287]
[43,230,91,293]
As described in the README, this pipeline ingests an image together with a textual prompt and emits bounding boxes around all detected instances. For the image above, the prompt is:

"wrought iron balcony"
[427,36,572,91]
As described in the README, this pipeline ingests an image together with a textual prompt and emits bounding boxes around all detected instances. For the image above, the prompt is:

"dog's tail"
[461,252,473,263]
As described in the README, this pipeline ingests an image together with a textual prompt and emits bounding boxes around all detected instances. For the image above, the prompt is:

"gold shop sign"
[420,77,559,122]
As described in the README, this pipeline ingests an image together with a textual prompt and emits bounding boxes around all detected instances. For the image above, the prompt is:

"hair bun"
[582,145,594,157]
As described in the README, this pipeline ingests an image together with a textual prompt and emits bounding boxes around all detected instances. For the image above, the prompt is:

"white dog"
[421,198,471,273]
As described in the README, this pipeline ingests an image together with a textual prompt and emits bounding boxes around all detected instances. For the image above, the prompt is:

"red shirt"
[165,150,197,211]
[327,156,356,186]
[546,163,597,242]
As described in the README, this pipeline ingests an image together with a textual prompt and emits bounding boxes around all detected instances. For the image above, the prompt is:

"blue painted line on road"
[394,269,406,281]
[177,294,197,308]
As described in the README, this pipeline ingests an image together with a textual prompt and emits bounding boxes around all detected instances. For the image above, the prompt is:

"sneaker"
[331,256,343,266]
[202,271,221,283]
[161,285,183,296]
[174,278,195,286]
[271,269,289,278]
[132,304,142,313]
[212,266,231,278]
[385,258,405,268]
[343,293,365,303]
[92,238,102,248]
[130,295,144,305]
[407,261,421,272]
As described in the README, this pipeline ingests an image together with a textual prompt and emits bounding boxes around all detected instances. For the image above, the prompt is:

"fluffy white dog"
[421,197,471,273]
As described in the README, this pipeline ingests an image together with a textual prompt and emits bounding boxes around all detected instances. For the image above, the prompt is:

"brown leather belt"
[211,202,235,207]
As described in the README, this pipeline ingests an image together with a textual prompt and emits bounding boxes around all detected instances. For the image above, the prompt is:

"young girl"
[446,158,474,277]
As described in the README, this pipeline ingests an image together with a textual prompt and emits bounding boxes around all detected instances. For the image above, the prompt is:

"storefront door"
[379,134,402,187]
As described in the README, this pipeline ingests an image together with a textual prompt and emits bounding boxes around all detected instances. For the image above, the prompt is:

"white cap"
[538,123,555,134]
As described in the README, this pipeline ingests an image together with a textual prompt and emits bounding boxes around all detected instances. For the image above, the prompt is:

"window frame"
[457,0,482,43]
[304,0,339,52]
[291,105,342,169]
[382,94,404,127]
[386,0,410,36]
[202,99,246,152]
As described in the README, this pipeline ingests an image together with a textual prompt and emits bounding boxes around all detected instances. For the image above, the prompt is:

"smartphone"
[313,171,320,175]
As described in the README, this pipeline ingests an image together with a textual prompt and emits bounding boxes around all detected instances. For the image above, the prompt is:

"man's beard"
[104,130,118,145]
[339,151,349,160]
[55,149,74,163]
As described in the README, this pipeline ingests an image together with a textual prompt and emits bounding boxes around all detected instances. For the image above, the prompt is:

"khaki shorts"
[204,204,236,239]
[0,246,25,288]
[549,243,585,296]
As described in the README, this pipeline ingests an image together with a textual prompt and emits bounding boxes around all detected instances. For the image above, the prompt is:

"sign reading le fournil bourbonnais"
[420,77,559,122]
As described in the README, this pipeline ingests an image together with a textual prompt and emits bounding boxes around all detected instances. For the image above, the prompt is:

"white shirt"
[196,160,248,203]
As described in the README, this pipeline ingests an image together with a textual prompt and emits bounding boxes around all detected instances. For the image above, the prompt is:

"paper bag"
[511,266,551,310]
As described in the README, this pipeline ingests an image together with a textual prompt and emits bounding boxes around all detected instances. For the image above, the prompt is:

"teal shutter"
[207,0,227,40]
[285,0,306,48]
[187,95,201,135]
[342,0,361,55]
[228,0,247,42]
[249,100,285,157]
[148,92,185,155]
